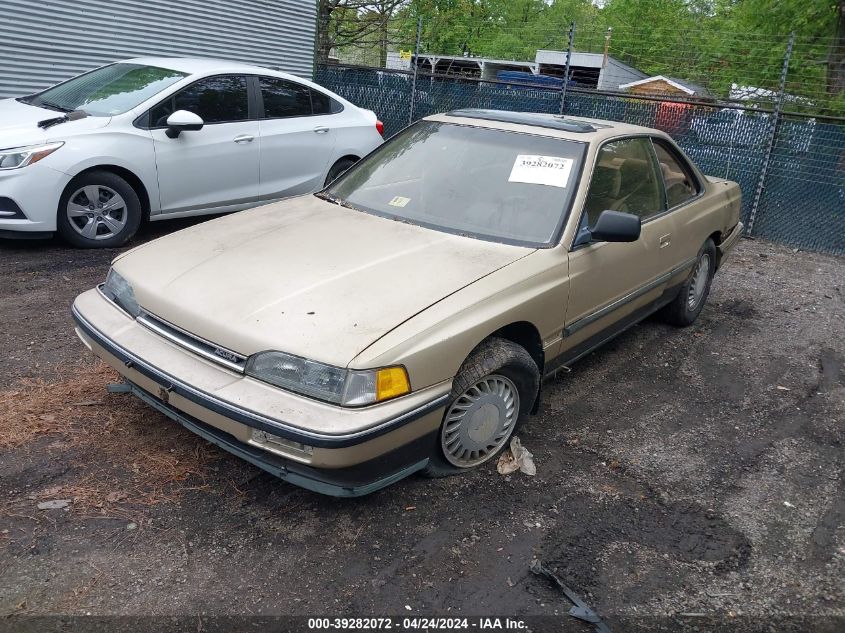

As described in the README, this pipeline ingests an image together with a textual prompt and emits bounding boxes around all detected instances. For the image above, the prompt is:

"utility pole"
[747,32,795,235]
[559,22,576,116]
[408,17,423,125]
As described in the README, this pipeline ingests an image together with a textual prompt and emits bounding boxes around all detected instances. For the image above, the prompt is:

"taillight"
[375,120,384,136]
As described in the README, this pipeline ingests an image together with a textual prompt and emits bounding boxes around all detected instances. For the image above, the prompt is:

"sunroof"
[446,109,610,133]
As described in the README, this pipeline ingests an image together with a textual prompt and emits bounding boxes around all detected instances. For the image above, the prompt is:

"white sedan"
[0,57,384,247]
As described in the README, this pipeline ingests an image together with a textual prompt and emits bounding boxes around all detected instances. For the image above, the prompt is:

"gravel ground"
[0,223,843,633]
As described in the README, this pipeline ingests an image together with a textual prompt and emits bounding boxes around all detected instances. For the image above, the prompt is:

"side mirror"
[165,110,204,138]
[588,210,641,243]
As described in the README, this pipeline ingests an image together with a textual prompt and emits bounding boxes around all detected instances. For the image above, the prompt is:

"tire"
[324,158,357,187]
[659,238,717,327]
[423,337,540,478]
[57,171,142,248]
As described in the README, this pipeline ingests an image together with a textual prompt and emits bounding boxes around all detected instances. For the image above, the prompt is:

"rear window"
[260,77,312,118]
[311,89,343,115]
[259,77,343,118]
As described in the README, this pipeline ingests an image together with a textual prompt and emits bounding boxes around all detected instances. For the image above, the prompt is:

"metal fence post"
[408,16,422,125]
[747,31,795,235]
[559,22,576,115]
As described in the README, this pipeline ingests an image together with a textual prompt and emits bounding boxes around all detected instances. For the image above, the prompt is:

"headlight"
[0,142,64,170]
[245,351,410,406]
[101,268,141,317]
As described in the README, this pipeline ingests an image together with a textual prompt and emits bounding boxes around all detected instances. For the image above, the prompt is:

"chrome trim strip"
[137,312,246,373]
[563,256,698,337]
[98,284,248,373]
[72,304,450,448]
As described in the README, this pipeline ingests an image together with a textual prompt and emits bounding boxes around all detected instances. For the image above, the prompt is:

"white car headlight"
[0,142,64,170]
[245,351,410,407]
[101,268,141,317]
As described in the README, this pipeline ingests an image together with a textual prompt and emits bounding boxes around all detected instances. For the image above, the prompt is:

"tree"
[317,0,407,65]
[828,0,844,97]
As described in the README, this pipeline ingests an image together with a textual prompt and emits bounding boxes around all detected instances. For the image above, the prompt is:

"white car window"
[149,75,249,126]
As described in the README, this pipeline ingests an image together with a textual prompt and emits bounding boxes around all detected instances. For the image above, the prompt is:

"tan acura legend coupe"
[72,109,742,496]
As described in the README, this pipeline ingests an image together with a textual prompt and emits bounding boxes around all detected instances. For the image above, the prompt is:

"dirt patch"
[1,362,222,522]
[0,232,843,627]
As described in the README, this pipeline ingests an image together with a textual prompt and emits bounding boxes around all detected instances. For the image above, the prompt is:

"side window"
[652,140,699,208]
[311,88,342,115]
[149,75,248,126]
[582,137,664,226]
[260,77,312,118]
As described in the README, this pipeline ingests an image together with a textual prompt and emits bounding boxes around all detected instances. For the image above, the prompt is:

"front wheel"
[659,239,717,326]
[57,171,142,248]
[424,337,539,478]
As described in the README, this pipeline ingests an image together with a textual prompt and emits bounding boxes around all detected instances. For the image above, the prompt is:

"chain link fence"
[315,17,845,255]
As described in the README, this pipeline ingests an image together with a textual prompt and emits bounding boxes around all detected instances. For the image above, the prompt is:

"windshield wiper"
[39,100,75,114]
[38,109,88,129]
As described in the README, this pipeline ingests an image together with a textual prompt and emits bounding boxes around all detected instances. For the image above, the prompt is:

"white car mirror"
[165,110,204,139]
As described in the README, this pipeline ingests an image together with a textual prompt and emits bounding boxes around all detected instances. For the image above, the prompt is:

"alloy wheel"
[66,184,128,241]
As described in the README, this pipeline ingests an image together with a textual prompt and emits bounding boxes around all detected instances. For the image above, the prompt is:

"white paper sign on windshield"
[508,155,573,188]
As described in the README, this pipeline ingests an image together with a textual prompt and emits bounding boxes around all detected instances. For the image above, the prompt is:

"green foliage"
[326,0,845,114]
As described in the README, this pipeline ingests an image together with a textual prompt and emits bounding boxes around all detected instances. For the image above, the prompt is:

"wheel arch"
[707,231,723,269]
[488,321,545,377]
[333,154,361,165]
[466,321,545,414]
[65,165,151,221]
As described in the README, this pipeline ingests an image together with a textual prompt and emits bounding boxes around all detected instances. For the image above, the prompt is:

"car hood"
[0,98,110,148]
[116,195,532,367]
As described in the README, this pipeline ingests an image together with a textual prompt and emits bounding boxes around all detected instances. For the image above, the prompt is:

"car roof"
[426,109,664,142]
[121,56,304,82]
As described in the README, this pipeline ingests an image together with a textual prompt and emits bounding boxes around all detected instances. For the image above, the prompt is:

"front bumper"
[114,378,436,497]
[71,288,451,496]
[0,163,72,233]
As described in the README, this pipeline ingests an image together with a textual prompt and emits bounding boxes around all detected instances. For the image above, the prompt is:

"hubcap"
[66,185,127,240]
[441,374,520,468]
[687,253,711,310]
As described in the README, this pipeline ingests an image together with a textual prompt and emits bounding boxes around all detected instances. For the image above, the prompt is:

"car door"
[256,76,338,201]
[650,137,709,288]
[149,75,260,214]
[559,136,676,359]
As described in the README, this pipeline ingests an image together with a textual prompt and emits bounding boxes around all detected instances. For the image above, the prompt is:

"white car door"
[150,75,260,214]
[256,76,337,201]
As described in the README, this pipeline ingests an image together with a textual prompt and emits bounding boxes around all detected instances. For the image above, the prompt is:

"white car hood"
[0,98,110,149]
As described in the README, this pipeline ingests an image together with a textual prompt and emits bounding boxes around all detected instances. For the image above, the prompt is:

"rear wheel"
[659,238,717,326]
[424,338,539,478]
[324,157,357,187]
[57,171,141,248]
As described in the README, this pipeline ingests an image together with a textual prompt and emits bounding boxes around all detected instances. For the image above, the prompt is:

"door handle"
[233,134,254,144]
[313,126,330,134]
[659,234,672,249]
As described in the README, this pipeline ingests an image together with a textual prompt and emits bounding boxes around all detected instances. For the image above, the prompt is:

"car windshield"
[324,121,587,247]
[19,63,188,116]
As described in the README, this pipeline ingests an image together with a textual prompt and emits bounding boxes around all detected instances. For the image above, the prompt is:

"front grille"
[137,311,248,372]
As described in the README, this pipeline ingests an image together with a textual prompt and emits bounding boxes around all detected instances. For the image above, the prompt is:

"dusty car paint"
[72,111,742,496]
